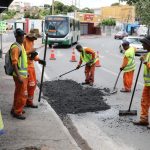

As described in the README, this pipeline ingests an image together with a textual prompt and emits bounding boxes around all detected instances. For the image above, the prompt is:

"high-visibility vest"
[123,47,136,72]
[144,52,150,86]
[11,43,28,78]
[0,110,4,135]
[80,48,98,65]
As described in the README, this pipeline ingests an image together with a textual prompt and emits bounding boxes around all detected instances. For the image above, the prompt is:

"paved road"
[35,36,150,150]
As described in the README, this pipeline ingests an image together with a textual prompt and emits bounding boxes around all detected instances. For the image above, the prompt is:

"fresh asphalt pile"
[42,80,110,115]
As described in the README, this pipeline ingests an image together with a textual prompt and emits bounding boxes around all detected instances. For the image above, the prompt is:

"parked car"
[119,36,147,56]
[114,31,128,39]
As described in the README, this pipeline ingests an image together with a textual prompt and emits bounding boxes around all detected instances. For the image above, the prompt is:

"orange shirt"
[11,46,19,65]
[79,47,96,65]
[23,37,39,68]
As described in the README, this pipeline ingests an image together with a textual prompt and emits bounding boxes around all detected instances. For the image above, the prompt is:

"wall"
[101,5,135,23]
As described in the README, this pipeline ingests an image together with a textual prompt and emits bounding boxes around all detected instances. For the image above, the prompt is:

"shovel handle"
[59,64,86,77]
[113,70,122,90]
[128,61,143,111]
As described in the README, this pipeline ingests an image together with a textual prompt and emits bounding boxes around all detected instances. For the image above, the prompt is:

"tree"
[120,0,138,5]
[80,7,93,13]
[136,0,150,32]
[2,10,16,20]
[101,18,116,26]
[111,3,120,6]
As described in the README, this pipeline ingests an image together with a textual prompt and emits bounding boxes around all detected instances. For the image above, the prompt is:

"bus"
[43,15,80,47]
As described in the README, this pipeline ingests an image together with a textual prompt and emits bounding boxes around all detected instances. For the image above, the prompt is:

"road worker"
[23,32,46,108]
[11,28,27,120]
[76,44,98,86]
[120,41,136,92]
[133,36,150,127]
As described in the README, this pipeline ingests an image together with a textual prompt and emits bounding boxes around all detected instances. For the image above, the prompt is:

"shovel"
[110,70,122,94]
[38,34,48,102]
[119,61,142,116]
[59,64,86,78]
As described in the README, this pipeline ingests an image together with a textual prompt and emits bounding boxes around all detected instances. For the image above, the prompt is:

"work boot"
[81,82,89,85]
[26,104,38,108]
[120,88,131,93]
[13,113,26,120]
[11,109,25,115]
[133,120,149,126]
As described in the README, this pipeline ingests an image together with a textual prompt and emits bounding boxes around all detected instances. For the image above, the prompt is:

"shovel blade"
[119,110,137,116]
[110,88,118,94]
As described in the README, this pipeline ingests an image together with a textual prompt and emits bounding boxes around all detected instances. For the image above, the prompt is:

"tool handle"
[128,61,143,111]
[113,70,121,90]
[59,64,86,77]
[38,34,48,102]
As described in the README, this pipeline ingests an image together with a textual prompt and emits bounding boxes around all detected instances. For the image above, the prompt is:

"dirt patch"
[42,80,110,115]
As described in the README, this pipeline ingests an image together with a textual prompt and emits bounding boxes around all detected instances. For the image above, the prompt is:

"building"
[93,5,135,23]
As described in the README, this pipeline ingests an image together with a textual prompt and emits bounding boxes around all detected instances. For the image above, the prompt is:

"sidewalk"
[0,41,80,150]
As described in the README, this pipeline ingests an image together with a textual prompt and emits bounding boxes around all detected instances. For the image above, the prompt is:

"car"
[119,36,147,56]
[114,31,128,39]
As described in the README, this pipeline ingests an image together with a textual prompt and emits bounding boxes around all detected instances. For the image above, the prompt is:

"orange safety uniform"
[23,37,39,106]
[11,45,28,115]
[121,47,136,91]
[140,54,150,123]
[79,48,96,84]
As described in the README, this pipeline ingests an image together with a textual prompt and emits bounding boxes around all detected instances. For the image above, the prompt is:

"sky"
[14,0,123,9]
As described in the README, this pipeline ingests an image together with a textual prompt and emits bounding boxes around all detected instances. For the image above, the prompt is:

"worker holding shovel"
[120,41,136,92]
[23,32,46,108]
[133,36,150,127]
[76,44,98,86]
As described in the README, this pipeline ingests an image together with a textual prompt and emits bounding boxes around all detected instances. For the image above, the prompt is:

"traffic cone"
[50,46,56,60]
[70,48,77,62]
[95,51,101,67]
[0,110,4,135]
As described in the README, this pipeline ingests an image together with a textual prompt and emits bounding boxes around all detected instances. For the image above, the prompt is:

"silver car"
[119,36,147,56]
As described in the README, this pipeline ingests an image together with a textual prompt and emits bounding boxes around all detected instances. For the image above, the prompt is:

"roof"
[0,0,13,13]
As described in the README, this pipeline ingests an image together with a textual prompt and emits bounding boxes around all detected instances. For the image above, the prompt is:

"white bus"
[43,15,80,47]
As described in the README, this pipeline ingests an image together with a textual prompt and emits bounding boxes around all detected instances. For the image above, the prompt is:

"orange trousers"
[123,70,134,91]
[27,67,37,106]
[140,86,150,122]
[85,64,96,83]
[13,77,28,115]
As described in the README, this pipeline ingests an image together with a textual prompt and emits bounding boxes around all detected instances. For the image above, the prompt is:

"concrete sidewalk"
[0,42,80,149]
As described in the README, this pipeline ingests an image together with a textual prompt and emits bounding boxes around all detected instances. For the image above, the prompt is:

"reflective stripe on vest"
[11,43,28,78]
[80,48,98,64]
[144,52,150,86]
[123,47,135,72]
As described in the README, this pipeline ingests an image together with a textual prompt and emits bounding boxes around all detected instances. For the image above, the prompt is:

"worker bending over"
[23,32,45,108]
[133,36,150,128]
[11,28,27,120]
[76,44,98,86]
[120,41,136,92]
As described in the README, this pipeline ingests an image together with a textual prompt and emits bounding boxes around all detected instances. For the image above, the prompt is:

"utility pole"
[52,0,54,15]
[74,0,77,18]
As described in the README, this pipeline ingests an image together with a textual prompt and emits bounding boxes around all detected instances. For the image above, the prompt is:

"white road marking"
[101,67,143,86]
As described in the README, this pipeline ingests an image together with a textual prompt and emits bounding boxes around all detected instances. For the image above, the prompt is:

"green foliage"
[80,7,94,13]
[120,0,138,5]
[2,10,16,20]
[101,18,116,26]
[135,0,150,26]
[111,3,120,6]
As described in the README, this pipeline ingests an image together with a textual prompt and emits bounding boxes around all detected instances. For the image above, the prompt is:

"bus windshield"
[45,17,69,38]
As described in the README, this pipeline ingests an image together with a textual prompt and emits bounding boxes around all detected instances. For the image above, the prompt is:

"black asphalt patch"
[42,80,110,115]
